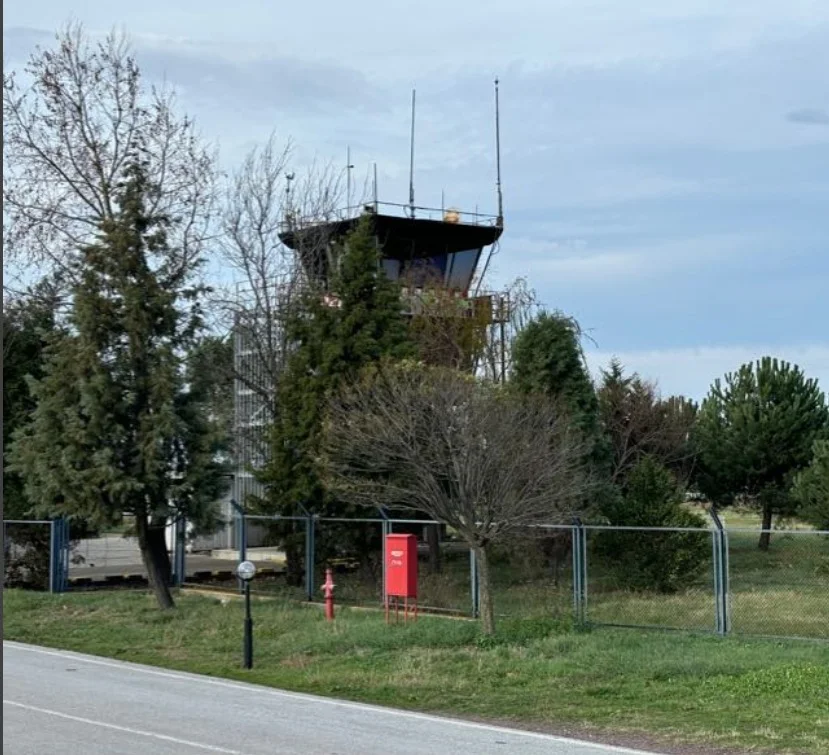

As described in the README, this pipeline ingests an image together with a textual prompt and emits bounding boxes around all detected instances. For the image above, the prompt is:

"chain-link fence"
[581,525,716,632]
[3,516,189,592]
[12,510,824,641]
[3,518,72,592]
[726,529,829,639]
[3,520,53,590]
[234,513,827,641]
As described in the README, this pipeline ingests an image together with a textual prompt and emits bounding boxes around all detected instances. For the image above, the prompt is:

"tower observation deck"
[279,200,503,294]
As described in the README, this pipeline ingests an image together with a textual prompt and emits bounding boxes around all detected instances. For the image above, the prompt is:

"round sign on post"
[237,560,257,669]
[237,560,257,582]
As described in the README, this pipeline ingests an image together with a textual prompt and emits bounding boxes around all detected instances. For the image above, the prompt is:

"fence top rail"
[242,515,309,522]
[237,515,827,535]
[242,514,446,526]
[583,524,714,533]
[313,517,389,524]
[527,524,577,531]
[725,527,829,536]
[3,519,53,525]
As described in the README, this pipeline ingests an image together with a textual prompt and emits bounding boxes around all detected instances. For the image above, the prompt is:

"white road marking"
[4,641,661,755]
[3,699,248,754]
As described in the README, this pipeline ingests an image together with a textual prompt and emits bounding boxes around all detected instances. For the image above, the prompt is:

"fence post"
[572,519,587,627]
[171,515,186,587]
[709,508,731,636]
[49,519,57,593]
[469,548,480,618]
[378,508,390,608]
[305,513,315,602]
[49,516,69,594]
[721,528,730,634]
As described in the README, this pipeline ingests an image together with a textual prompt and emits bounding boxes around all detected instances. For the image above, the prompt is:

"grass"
[4,588,829,754]
[239,523,829,640]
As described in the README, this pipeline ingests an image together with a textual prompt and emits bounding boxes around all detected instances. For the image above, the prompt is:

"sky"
[4,2,828,401]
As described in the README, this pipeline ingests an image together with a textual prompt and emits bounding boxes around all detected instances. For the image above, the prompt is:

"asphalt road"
[2,642,662,755]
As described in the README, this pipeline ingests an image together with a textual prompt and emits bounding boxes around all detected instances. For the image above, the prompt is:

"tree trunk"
[758,505,773,551]
[539,533,571,587]
[136,515,175,610]
[475,545,496,635]
[285,539,303,587]
[426,523,441,574]
[284,520,304,588]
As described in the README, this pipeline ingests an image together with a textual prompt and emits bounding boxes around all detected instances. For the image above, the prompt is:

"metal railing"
[280,200,501,234]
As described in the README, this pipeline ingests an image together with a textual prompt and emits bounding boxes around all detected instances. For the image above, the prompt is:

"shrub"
[594,456,710,593]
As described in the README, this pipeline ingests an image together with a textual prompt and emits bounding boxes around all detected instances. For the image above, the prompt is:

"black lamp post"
[237,560,257,669]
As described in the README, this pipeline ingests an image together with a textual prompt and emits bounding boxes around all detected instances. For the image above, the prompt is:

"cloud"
[585,344,829,401]
[2,26,53,63]
[137,45,390,119]
[3,26,388,118]
[786,108,829,126]
[491,231,760,292]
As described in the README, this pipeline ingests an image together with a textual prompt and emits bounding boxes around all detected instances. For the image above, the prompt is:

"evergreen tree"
[511,310,610,487]
[510,311,609,572]
[3,281,61,519]
[3,282,70,588]
[593,456,709,593]
[511,311,599,435]
[256,214,414,583]
[10,160,226,608]
[597,359,698,490]
[694,357,829,549]
[793,441,829,530]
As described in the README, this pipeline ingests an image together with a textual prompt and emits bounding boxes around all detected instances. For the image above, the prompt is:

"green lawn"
[240,525,829,640]
[4,589,829,754]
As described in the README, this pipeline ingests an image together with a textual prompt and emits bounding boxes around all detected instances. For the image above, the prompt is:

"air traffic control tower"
[278,82,505,301]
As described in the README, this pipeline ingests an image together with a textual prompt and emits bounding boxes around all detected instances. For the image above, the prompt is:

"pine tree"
[694,357,829,549]
[256,214,414,583]
[10,160,226,608]
[793,441,829,530]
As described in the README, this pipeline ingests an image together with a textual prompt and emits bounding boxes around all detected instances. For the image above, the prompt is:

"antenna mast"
[495,77,503,227]
[346,145,354,214]
[408,88,416,218]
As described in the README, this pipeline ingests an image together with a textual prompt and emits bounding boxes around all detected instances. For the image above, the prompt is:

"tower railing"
[280,201,501,234]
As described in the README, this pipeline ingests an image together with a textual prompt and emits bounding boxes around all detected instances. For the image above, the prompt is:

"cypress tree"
[10,159,226,608]
[256,214,414,583]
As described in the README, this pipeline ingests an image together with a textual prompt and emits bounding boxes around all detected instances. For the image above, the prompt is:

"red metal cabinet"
[385,533,418,599]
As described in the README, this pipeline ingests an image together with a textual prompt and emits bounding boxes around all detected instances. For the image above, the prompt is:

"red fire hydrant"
[322,567,335,621]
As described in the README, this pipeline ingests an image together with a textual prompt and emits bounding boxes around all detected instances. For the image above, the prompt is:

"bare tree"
[321,363,593,633]
[476,276,539,383]
[3,22,216,290]
[210,134,359,584]
[598,359,698,488]
[211,135,350,491]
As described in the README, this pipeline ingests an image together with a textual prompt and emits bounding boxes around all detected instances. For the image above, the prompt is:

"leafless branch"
[598,361,698,487]
[3,22,216,286]
[211,134,350,471]
[321,363,594,632]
